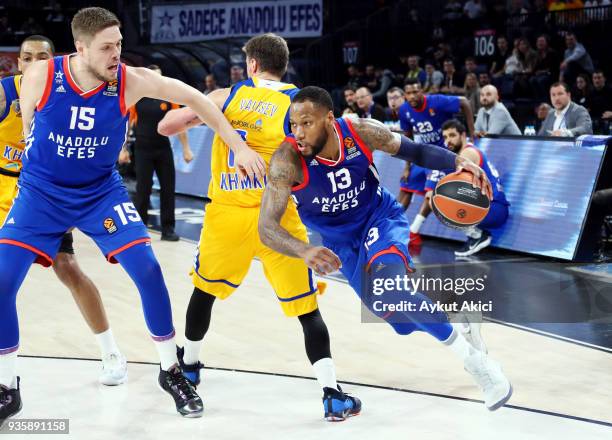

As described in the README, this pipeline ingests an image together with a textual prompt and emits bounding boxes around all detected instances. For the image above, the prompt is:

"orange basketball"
[431,171,490,229]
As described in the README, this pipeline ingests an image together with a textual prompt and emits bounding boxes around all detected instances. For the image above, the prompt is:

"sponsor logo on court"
[103,218,117,234]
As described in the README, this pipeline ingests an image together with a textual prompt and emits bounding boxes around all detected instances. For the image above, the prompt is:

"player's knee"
[53,253,84,289]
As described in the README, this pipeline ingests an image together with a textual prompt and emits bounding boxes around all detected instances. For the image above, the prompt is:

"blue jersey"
[425,144,509,206]
[288,117,384,244]
[23,55,129,195]
[399,94,460,147]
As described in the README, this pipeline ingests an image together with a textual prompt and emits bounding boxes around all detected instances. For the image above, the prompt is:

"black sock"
[185,287,216,341]
[298,309,332,364]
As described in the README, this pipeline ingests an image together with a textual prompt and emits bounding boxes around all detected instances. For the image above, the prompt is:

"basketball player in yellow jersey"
[0,35,127,385]
[158,33,361,420]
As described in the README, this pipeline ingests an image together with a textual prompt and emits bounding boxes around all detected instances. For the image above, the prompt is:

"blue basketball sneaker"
[176,346,204,387]
[322,386,361,421]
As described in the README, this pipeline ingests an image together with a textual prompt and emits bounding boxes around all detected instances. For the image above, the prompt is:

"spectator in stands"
[572,73,592,109]
[538,82,593,136]
[440,59,464,94]
[479,72,492,87]
[230,64,245,84]
[530,35,559,100]
[491,36,511,78]
[423,61,444,93]
[514,37,538,97]
[346,64,363,90]
[464,57,479,76]
[384,86,405,125]
[535,102,552,133]
[203,74,218,95]
[363,64,378,91]
[463,0,485,19]
[590,70,612,133]
[355,86,387,121]
[342,86,359,115]
[560,32,594,85]
[475,85,522,136]
[371,67,395,102]
[464,73,481,115]
[405,55,427,84]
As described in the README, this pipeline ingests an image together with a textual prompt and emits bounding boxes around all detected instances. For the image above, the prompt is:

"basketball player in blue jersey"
[398,78,475,245]
[259,86,513,411]
[424,120,509,257]
[0,35,128,389]
[0,7,265,424]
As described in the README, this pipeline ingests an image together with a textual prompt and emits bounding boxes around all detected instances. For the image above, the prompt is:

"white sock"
[466,227,482,239]
[154,337,178,370]
[410,214,426,234]
[0,351,18,389]
[95,328,120,359]
[443,329,474,361]
[183,338,202,365]
[312,358,338,390]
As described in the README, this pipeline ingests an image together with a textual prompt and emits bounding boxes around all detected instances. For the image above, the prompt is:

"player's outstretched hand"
[455,157,493,200]
[301,246,342,276]
[234,146,267,182]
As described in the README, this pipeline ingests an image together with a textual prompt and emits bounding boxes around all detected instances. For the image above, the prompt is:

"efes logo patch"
[104,218,117,234]
[10,99,21,117]
[344,137,355,148]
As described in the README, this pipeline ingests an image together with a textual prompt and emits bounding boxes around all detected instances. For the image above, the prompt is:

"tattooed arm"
[259,142,342,275]
[351,118,492,198]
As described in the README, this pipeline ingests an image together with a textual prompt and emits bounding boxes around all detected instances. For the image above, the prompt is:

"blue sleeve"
[0,77,17,122]
[399,104,411,132]
[281,87,300,135]
[434,94,461,115]
[394,134,457,170]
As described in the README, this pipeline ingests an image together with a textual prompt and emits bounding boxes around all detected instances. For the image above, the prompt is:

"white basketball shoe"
[453,312,487,354]
[464,351,512,411]
[99,353,128,386]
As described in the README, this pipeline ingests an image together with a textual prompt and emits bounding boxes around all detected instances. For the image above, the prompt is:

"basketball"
[431,171,490,229]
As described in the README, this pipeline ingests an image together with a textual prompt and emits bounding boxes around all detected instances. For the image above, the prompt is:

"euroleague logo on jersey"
[104,80,118,97]
[10,99,21,117]
[103,217,118,234]
[344,137,355,148]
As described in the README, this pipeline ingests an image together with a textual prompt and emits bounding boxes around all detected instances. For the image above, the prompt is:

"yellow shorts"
[0,173,18,226]
[192,201,321,317]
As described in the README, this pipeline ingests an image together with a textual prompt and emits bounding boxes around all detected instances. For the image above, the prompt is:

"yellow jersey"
[0,75,24,175]
[208,76,298,207]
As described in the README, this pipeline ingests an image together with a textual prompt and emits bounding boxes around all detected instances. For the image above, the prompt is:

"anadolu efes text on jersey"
[22,55,129,190]
[288,117,384,243]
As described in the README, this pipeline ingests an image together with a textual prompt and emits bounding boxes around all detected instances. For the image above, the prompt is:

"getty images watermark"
[368,273,491,314]
[360,263,492,324]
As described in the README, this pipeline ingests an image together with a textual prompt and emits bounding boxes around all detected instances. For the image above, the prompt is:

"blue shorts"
[399,164,429,195]
[479,200,509,231]
[327,189,415,297]
[0,179,150,266]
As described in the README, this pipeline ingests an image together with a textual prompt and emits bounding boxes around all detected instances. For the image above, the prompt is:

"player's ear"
[326,110,335,123]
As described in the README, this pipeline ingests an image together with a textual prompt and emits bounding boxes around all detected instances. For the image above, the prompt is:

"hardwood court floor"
[12,231,612,438]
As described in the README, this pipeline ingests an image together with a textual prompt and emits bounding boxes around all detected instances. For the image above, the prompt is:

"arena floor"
[11,208,612,438]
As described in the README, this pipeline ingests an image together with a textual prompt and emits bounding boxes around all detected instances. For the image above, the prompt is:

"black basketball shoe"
[455,230,492,257]
[0,378,22,429]
[176,346,204,387]
[322,385,361,421]
[158,366,203,417]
